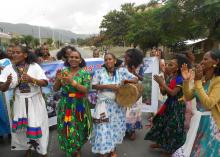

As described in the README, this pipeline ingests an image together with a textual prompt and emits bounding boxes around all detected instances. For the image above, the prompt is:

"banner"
[141,57,159,113]
[3,57,159,125]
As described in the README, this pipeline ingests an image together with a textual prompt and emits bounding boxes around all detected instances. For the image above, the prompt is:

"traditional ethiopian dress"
[0,63,49,155]
[145,75,186,153]
[57,68,92,156]
[90,67,136,154]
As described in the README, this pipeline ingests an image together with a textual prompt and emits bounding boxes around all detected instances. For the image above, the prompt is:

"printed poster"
[141,57,159,113]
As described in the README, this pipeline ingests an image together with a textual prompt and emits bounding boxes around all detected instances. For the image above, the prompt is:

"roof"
[0,32,11,39]
[184,38,207,45]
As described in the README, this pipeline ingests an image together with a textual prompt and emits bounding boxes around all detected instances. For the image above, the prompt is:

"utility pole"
[0,26,4,32]
[38,26,41,45]
[61,33,63,44]
[58,31,61,48]
[52,29,55,42]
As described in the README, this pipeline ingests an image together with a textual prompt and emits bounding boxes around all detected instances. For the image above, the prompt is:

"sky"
[0,0,150,34]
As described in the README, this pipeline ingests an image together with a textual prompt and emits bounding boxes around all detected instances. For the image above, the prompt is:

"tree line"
[78,0,220,52]
[9,35,64,49]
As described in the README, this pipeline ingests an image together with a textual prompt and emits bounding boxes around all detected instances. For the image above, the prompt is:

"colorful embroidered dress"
[145,75,186,153]
[57,68,92,156]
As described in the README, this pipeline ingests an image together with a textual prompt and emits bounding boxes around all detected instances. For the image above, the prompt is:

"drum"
[116,83,143,108]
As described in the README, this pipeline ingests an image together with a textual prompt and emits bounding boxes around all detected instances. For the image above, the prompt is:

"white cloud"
[0,0,149,34]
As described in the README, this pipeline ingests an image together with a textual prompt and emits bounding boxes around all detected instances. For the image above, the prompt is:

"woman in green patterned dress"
[53,47,92,157]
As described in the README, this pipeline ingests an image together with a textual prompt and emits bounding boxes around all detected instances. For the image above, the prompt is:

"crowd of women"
[0,43,219,157]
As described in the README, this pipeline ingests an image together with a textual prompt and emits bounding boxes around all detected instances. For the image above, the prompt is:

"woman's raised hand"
[55,69,62,81]
[61,74,73,85]
[21,73,33,83]
[153,75,165,87]
[194,64,203,80]
[181,63,192,80]
[6,74,12,84]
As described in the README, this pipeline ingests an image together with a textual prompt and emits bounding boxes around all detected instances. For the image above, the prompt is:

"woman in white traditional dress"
[0,45,49,157]
[90,53,138,157]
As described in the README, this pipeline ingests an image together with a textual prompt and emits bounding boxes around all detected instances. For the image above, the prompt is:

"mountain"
[0,22,90,42]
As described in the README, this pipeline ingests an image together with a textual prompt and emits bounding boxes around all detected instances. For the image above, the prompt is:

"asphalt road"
[0,117,162,157]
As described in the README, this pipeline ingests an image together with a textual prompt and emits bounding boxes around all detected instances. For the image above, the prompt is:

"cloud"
[0,0,149,34]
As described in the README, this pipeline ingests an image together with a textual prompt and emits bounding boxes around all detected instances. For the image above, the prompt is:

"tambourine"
[116,83,143,107]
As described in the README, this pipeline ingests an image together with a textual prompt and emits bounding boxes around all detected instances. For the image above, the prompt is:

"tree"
[98,0,220,51]
[33,38,40,48]
[10,37,21,45]
[155,0,220,49]
[175,0,220,40]
[70,38,76,44]
[21,35,34,47]
[46,38,53,46]
[55,40,63,48]
[126,4,162,51]
[100,3,136,46]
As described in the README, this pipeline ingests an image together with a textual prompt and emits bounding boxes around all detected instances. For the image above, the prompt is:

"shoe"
[129,132,136,141]
[149,143,160,149]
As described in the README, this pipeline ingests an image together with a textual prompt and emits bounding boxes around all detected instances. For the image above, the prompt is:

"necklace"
[13,63,31,93]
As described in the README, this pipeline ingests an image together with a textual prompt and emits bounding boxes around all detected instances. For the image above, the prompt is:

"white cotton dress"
[0,63,49,155]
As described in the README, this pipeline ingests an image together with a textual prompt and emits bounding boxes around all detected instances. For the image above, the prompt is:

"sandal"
[110,151,117,157]
[150,143,160,149]
[129,132,136,141]
[25,150,31,157]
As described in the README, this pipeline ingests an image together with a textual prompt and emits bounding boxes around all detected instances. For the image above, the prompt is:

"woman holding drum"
[90,53,138,157]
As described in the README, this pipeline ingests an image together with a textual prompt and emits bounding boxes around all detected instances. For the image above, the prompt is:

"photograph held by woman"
[90,53,138,157]
[0,45,49,157]
[53,47,92,157]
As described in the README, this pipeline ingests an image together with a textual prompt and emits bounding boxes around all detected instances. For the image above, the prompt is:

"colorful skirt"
[191,115,220,157]
[126,98,142,133]
[145,100,186,153]
[173,115,220,157]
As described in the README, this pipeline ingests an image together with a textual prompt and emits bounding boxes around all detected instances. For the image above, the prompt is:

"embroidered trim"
[26,127,42,139]
[12,118,28,132]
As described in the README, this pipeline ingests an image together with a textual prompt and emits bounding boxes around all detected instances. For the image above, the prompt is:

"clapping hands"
[6,74,12,84]
[194,64,203,80]
[181,63,193,80]
[55,69,76,86]
[153,75,165,87]
[20,73,33,83]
